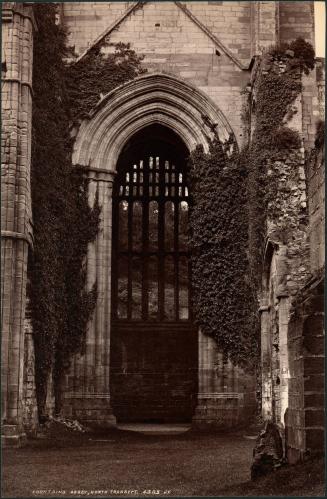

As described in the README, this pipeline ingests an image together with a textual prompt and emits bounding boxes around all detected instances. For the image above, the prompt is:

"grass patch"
[216,456,325,497]
[2,429,325,498]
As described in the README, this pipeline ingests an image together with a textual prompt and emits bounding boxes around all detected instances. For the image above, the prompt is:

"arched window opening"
[110,124,197,424]
[112,125,191,324]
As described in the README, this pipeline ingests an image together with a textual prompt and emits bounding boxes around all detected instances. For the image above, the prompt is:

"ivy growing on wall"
[245,38,315,291]
[66,42,146,128]
[188,38,315,367]
[30,4,145,420]
[189,139,258,366]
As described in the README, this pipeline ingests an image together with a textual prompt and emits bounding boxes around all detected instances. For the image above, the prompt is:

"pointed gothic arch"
[66,73,238,426]
[72,72,237,173]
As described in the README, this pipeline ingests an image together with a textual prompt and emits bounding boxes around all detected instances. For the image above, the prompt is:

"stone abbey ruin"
[1,1,325,464]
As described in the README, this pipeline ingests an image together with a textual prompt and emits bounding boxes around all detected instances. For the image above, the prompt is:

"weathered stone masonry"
[68,71,255,428]
[1,2,36,446]
[286,59,325,462]
[1,2,324,460]
[255,31,325,460]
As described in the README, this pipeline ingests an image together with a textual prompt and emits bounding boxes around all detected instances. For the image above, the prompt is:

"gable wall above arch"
[63,1,252,147]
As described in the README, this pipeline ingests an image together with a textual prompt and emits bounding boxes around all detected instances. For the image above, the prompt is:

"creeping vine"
[189,138,258,367]
[245,38,315,291]
[188,38,315,367]
[30,4,145,419]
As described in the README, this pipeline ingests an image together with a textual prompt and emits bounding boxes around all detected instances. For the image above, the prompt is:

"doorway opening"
[110,124,198,423]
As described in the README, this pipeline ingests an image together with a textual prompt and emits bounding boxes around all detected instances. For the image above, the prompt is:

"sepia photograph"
[1,1,325,497]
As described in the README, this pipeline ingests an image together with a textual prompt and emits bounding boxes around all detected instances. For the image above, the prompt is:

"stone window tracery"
[112,153,191,323]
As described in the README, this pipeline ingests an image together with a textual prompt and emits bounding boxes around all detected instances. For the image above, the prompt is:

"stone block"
[304,374,324,391]
[304,392,325,408]
[303,334,324,356]
[305,428,325,451]
[304,409,325,427]
[303,356,324,375]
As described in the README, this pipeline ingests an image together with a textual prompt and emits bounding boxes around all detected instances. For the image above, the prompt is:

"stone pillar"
[1,3,35,446]
[63,169,116,428]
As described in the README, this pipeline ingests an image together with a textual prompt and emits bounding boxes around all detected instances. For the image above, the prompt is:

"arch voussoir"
[73,72,236,172]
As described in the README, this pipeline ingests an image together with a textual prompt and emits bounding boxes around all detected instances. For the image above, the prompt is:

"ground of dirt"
[2,427,325,498]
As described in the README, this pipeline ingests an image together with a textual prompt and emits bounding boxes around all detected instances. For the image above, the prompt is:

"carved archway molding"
[65,72,237,427]
[72,72,236,172]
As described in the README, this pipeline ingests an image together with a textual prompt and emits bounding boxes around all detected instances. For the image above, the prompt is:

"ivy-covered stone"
[189,139,258,367]
[188,38,315,369]
[30,4,145,419]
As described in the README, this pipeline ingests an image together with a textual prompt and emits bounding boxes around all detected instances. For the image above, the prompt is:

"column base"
[2,425,27,448]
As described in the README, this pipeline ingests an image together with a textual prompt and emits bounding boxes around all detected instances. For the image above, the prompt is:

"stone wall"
[287,275,324,463]
[253,48,310,430]
[279,1,314,46]
[193,332,256,430]
[316,58,325,121]
[252,35,325,462]
[286,56,325,462]
[61,0,316,153]
[307,61,325,272]
[110,325,198,424]
[62,1,253,147]
[307,142,325,272]
[63,1,252,63]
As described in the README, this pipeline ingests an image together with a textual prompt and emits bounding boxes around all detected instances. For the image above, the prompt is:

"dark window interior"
[112,124,192,323]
